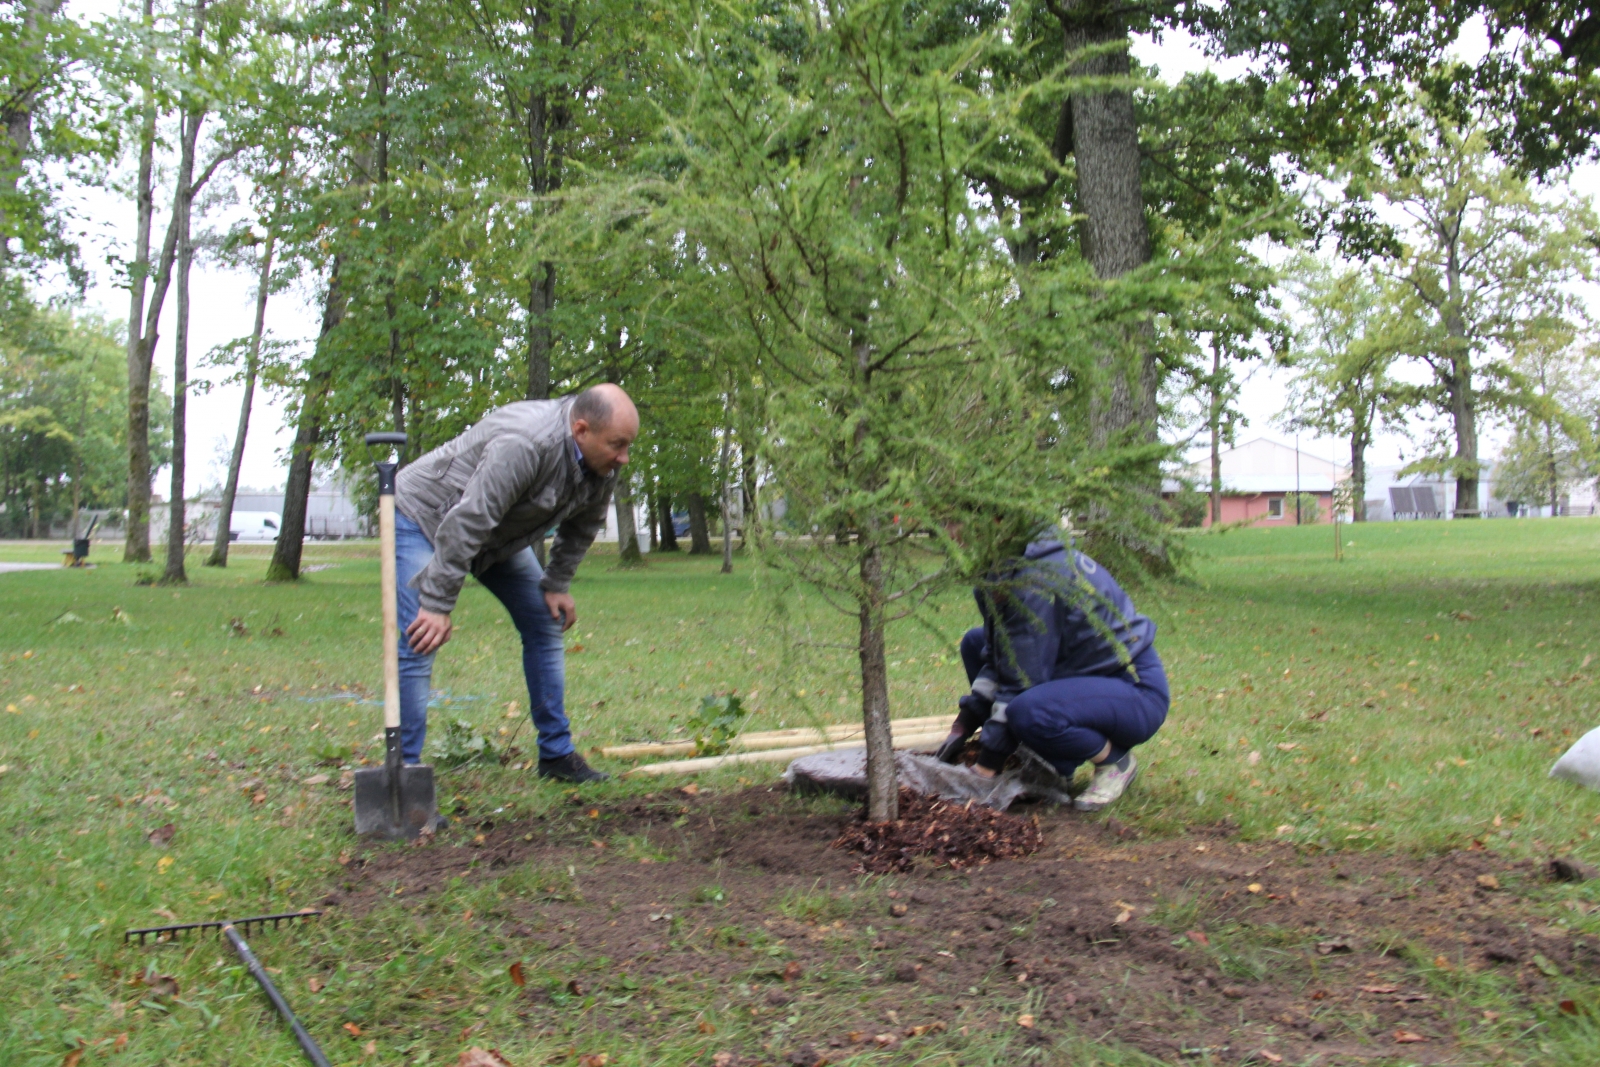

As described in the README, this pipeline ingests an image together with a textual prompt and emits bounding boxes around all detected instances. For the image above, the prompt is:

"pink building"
[1179,438,1347,528]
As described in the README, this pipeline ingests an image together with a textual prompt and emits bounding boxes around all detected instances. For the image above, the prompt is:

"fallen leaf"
[1476,874,1500,890]
[1316,939,1353,955]
[697,1020,716,1034]
[364,1040,377,1055]
[873,1033,897,1046]
[1276,742,1298,752]
[1559,999,1579,1015]
[1274,824,1295,836]
[142,972,179,999]
[156,855,174,874]
[566,980,585,996]
[509,961,525,987]
[62,1048,83,1067]
[455,1050,515,1067]
[1186,929,1210,947]
[1433,955,1453,971]
[251,791,267,805]
[783,960,804,982]
[1247,883,1263,894]
[112,1033,128,1051]
[1259,1052,1284,1064]
[711,1054,735,1067]
[905,1022,947,1037]
[1482,1010,1501,1022]
[576,1056,608,1067]
[1247,750,1262,765]
[1016,1013,1035,1029]
[1361,985,1399,994]
[889,903,908,917]
[303,774,330,786]
[1393,1030,1427,1043]
[680,783,699,797]
[146,822,176,847]
[343,1022,362,1037]
[308,976,324,993]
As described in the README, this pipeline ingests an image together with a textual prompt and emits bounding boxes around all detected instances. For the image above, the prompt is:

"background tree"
[1496,322,1598,514]
[1361,91,1596,517]
[1281,258,1415,519]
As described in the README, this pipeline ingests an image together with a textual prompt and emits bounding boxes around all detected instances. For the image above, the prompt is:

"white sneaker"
[1074,753,1138,812]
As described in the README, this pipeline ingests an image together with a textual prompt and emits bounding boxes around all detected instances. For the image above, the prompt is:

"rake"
[125,909,330,1067]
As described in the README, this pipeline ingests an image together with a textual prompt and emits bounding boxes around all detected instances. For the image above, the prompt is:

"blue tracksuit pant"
[959,626,1169,776]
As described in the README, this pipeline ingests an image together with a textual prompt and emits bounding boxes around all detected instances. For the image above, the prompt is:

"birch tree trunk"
[207,230,275,566]
[614,465,642,566]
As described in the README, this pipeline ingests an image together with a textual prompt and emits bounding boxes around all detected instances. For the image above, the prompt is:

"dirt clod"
[832,790,1043,873]
[1549,856,1597,882]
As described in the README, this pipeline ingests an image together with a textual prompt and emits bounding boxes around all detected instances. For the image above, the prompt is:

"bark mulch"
[831,788,1044,873]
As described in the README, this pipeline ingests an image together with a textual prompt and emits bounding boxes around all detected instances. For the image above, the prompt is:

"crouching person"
[936,538,1168,811]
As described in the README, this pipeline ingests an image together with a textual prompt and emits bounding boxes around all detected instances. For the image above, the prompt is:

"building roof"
[1180,437,1347,494]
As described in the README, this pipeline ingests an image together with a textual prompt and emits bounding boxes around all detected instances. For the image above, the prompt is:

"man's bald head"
[571,383,637,432]
[570,383,639,476]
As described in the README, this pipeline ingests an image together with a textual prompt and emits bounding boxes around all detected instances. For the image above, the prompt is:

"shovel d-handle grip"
[364,431,408,447]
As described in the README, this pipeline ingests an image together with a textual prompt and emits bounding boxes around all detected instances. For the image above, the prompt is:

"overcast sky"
[45,11,1598,495]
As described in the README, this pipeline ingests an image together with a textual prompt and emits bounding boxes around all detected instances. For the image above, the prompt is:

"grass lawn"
[2,519,1599,1065]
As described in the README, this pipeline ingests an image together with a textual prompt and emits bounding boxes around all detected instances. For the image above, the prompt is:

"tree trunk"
[614,465,642,566]
[859,544,897,822]
[741,446,756,548]
[122,0,157,564]
[1208,342,1222,526]
[1350,427,1368,523]
[686,492,713,554]
[163,95,204,586]
[527,262,554,400]
[208,229,275,567]
[655,493,680,551]
[267,269,344,582]
[1447,352,1479,518]
[1051,0,1156,446]
[718,432,733,574]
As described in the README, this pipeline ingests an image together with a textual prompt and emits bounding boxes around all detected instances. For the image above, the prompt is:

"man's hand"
[405,609,453,655]
[545,591,577,632]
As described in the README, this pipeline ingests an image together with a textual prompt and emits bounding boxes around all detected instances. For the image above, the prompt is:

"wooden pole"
[623,730,951,777]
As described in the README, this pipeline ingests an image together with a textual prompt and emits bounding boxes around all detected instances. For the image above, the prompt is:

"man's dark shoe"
[537,752,610,783]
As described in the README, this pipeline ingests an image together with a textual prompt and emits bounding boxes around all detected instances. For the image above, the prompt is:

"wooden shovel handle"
[379,494,401,730]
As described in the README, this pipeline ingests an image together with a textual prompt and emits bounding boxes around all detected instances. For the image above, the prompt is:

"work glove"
[935,692,994,764]
[976,708,1015,773]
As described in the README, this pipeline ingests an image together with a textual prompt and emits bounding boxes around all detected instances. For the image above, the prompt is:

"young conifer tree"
[657,0,1147,820]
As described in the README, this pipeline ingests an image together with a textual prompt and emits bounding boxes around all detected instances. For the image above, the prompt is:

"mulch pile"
[831,788,1043,872]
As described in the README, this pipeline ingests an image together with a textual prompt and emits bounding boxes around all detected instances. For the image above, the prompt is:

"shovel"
[354,432,442,839]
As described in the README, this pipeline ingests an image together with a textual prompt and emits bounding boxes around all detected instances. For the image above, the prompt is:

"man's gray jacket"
[395,398,614,613]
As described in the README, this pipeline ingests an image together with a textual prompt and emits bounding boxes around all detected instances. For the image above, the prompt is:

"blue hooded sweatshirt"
[969,540,1156,722]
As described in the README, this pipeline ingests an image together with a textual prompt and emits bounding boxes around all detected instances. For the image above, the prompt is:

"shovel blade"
[353,763,439,839]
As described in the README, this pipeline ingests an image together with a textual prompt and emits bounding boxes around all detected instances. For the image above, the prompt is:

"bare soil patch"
[832,788,1045,873]
[327,787,1594,1064]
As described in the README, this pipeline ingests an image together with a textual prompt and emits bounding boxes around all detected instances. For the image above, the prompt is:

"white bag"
[1550,726,1600,791]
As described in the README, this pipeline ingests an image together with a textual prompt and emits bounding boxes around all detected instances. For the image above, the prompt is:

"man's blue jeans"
[395,511,570,763]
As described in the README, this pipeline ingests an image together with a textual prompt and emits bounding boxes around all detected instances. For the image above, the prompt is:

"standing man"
[394,383,638,783]
[935,536,1168,811]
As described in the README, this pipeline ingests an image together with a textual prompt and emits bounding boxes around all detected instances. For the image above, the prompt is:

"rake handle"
[223,924,332,1067]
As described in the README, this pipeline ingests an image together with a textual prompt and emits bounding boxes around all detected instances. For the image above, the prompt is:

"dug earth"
[328,787,1595,1064]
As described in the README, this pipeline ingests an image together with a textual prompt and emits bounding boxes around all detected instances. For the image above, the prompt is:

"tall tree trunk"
[685,492,713,554]
[1350,425,1368,523]
[614,465,642,566]
[1049,0,1156,446]
[859,543,896,821]
[1443,250,1479,518]
[718,431,733,574]
[740,446,756,548]
[122,0,157,564]
[163,94,204,585]
[527,262,554,400]
[1208,342,1222,526]
[208,230,275,566]
[267,268,345,582]
[655,493,680,551]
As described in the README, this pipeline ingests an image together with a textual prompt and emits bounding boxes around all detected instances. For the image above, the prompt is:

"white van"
[230,511,282,542]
